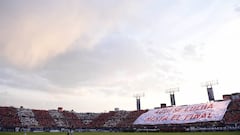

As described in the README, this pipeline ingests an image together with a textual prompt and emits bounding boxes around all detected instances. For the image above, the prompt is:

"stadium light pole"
[166,87,179,106]
[133,93,145,111]
[201,80,218,102]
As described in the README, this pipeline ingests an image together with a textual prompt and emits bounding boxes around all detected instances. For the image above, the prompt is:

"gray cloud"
[0,0,186,96]
[0,0,141,69]
[40,32,151,89]
[0,67,52,92]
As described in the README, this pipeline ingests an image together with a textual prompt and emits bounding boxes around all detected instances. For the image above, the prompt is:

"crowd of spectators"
[75,113,99,128]
[32,109,55,128]
[17,107,38,128]
[117,110,147,128]
[0,93,239,132]
[0,107,20,128]
[62,111,83,128]
[87,111,116,128]
[48,110,67,128]
[103,111,130,128]
[224,99,240,125]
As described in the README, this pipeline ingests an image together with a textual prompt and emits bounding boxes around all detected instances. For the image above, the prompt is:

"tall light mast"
[202,80,218,101]
[133,93,144,111]
[166,87,179,106]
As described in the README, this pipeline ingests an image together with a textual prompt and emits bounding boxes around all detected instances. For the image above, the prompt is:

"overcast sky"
[1,0,240,112]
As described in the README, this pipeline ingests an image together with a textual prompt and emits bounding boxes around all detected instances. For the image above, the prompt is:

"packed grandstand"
[0,93,239,132]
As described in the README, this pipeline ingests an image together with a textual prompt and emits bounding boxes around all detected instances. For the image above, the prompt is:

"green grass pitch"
[0,132,240,135]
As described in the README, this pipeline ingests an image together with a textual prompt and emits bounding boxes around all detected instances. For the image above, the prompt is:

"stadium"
[0,90,240,134]
[2,0,240,135]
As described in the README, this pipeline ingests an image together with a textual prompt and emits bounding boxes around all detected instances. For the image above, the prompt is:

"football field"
[0,132,240,135]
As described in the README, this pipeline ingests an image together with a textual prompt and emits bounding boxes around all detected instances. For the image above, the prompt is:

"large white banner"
[134,100,230,125]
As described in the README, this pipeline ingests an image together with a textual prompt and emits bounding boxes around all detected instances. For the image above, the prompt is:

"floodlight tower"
[166,87,179,106]
[133,93,144,111]
[202,80,218,101]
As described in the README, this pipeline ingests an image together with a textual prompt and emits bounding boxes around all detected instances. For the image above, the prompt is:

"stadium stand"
[17,107,38,128]
[117,110,147,128]
[0,93,239,132]
[87,111,116,128]
[48,110,67,128]
[75,112,99,128]
[223,97,240,125]
[103,110,130,128]
[62,110,83,128]
[32,109,55,128]
[0,107,20,129]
